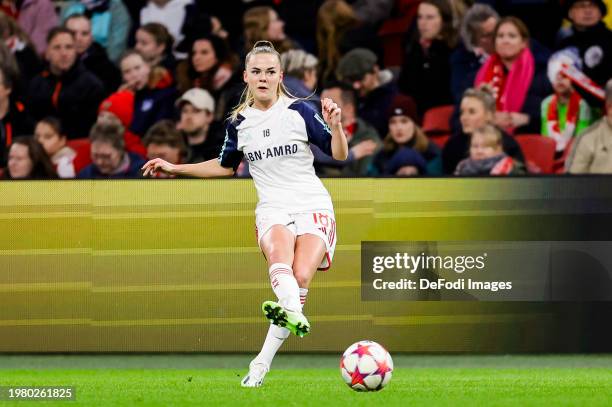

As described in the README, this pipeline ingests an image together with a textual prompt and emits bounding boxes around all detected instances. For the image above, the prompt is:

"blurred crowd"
[0,0,611,179]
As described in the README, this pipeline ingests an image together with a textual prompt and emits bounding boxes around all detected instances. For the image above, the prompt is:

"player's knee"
[293,266,313,288]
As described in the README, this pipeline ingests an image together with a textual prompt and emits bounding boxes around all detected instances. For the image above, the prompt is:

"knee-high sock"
[254,288,309,367]
[269,263,301,311]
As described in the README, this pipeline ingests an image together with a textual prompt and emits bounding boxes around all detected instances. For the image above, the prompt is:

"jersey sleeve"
[289,100,333,156]
[218,118,244,170]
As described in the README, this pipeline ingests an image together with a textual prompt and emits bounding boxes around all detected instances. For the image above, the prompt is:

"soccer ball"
[340,340,393,391]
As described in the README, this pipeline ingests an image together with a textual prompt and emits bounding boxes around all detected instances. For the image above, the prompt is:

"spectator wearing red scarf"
[541,49,593,156]
[475,17,551,134]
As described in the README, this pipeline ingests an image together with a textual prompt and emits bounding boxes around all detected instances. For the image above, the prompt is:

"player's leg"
[242,225,296,387]
[293,233,327,310]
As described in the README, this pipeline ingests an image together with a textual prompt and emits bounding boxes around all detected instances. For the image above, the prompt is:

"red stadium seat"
[429,134,451,149]
[515,134,557,174]
[422,105,454,135]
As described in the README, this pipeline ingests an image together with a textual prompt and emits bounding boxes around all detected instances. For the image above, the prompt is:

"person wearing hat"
[371,94,441,176]
[541,48,593,156]
[558,0,612,87]
[312,83,382,176]
[336,47,398,137]
[175,88,224,164]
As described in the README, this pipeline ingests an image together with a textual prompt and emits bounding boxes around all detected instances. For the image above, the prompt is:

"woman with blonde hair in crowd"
[443,87,525,174]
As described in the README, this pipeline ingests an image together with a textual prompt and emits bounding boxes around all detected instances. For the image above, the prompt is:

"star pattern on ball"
[351,343,373,357]
[375,359,392,381]
[350,365,368,387]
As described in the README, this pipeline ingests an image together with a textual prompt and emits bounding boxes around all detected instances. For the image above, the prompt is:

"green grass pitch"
[1,355,611,406]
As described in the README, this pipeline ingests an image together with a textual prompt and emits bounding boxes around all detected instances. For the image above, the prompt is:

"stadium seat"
[429,134,451,149]
[515,134,556,174]
[422,105,454,135]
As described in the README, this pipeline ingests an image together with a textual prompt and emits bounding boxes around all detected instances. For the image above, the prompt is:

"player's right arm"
[142,158,234,178]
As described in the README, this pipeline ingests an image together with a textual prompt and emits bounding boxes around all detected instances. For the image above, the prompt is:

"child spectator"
[77,114,145,178]
[117,49,176,137]
[142,119,187,177]
[455,124,526,175]
[541,50,593,155]
[382,147,428,176]
[5,136,57,179]
[26,27,105,139]
[175,88,223,164]
[372,94,442,176]
[34,116,80,178]
[64,14,121,96]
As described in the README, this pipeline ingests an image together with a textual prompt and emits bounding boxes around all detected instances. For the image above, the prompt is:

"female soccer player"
[141,40,348,387]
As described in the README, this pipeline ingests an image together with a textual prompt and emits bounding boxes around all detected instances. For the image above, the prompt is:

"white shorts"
[255,210,337,271]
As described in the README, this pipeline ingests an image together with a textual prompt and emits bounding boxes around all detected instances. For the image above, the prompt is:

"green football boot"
[261,300,310,337]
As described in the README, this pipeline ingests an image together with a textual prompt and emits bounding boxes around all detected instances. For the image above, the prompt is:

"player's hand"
[321,97,342,129]
[141,158,176,177]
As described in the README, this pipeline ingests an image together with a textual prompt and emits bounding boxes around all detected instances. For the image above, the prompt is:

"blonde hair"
[243,6,293,53]
[229,40,294,122]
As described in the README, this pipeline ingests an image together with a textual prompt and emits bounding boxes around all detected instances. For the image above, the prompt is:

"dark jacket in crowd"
[442,129,525,175]
[77,151,145,179]
[26,62,105,139]
[0,100,35,167]
[129,70,177,136]
[81,42,122,96]
[372,138,442,176]
[557,22,612,88]
[12,44,43,98]
[399,39,454,118]
[185,121,224,164]
[450,42,486,104]
[358,79,398,138]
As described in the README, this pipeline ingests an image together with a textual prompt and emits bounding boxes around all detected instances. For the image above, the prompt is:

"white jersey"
[219,96,334,216]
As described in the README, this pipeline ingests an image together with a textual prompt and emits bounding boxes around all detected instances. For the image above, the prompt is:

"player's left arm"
[321,98,349,161]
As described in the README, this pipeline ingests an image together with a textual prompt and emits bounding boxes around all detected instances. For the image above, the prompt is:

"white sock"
[254,324,290,367]
[299,287,308,310]
[269,263,300,311]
